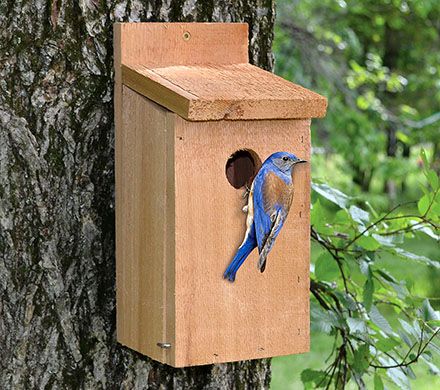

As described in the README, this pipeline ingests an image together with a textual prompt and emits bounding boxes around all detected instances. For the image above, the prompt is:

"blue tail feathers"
[223,238,256,282]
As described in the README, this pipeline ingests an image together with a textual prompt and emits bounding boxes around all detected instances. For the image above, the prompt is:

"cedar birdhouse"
[114,22,327,367]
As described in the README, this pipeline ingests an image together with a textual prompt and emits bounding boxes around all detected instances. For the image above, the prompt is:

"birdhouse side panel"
[116,87,176,364]
[173,117,311,367]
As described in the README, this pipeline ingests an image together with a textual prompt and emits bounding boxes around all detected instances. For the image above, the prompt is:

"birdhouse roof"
[116,22,327,121]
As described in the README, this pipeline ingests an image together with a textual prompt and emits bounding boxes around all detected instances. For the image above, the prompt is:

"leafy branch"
[370,327,440,369]
[305,154,440,389]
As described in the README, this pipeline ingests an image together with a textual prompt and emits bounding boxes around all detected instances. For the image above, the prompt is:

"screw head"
[157,342,172,349]
[183,31,191,41]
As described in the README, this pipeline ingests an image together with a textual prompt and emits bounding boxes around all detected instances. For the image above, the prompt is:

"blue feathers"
[223,225,257,282]
[223,151,306,282]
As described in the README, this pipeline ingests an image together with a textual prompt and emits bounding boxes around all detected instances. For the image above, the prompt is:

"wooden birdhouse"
[114,22,327,367]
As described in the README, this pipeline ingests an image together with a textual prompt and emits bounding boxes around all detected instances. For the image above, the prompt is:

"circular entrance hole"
[225,149,262,189]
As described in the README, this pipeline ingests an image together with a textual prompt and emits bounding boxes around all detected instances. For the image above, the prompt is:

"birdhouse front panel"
[172,117,311,366]
[114,22,327,368]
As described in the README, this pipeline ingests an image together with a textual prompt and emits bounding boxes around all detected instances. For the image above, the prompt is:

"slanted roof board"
[116,23,327,121]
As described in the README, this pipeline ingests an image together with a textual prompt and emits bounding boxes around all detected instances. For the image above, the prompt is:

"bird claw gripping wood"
[242,184,251,213]
[242,184,251,198]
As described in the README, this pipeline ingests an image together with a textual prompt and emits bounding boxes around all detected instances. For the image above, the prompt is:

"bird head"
[267,151,307,173]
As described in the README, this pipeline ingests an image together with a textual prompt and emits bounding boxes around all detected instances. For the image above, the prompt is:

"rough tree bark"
[0,1,275,388]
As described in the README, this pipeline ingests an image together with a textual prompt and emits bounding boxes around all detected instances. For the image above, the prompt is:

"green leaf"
[396,130,410,144]
[311,306,339,334]
[376,337,400,352]
[369,306,393,334]
[426,169,439,190]
[357,95,370,110]
[394,248,440,268]
[347,317,367,334]
[372,233,403,247]
[398,319,419,339]
[311,200,332,234]
[310,199,323,225]
[431,200,440,215]
[359,260,370,275]
[418,194,430,215]
[387,367,410,390]
[349,205,370,225]
[350,60,364,73]
[357,235,381,251]
[337,291,358,311]
[374,373,384,390]
[427,341,440,356]
[300,369,326,386]
[426,319,440,327]
[420,149,429,167]
[315,252,339,281]
[334,209,351,224]
[376,269,397,283]
[422,299,440,321]
[413,224,439,240]
[353,344,370,374]
[312,183,349,209]
[398,329,414,348]
[363,271,374,311]
[389,280,409,299]
[404,365,417,380]
[424,360,440,375]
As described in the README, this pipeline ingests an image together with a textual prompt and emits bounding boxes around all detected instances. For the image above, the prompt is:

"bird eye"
[282,156,289,161]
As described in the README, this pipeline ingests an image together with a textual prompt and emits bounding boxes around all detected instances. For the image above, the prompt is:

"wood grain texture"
[115,22,249,68]
[173,118,311,366]
[122,64,192,119]
[116,22,327,121]
[123,63,327,120]
[116,87,176,365]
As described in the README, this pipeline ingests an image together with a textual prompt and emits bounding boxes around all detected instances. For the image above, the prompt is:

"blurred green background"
[270,0,440,388]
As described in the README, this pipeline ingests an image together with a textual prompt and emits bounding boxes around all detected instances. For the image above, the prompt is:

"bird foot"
[242,184,251,199]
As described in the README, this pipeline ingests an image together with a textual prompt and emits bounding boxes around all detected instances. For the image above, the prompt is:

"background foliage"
[271,0,440,388]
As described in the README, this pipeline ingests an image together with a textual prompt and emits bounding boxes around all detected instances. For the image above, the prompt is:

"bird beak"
[296,159,307,164]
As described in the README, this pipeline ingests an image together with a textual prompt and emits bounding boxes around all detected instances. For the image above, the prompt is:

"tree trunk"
[0,1,274,388]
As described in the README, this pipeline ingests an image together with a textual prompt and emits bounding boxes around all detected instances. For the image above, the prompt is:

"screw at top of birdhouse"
[183,31,191,41]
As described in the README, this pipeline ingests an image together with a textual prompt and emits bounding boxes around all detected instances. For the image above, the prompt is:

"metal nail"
[157,342,172,349]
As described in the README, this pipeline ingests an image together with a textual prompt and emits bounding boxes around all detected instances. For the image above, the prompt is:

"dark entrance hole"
[225,149,262,189]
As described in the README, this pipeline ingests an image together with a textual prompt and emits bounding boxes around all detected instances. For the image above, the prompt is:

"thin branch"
[417,324,425,356]
[310,280,332,311]
[342,203,407,249]
[423,186,439,218]
[407,112,440,129]
[370,328,440,369]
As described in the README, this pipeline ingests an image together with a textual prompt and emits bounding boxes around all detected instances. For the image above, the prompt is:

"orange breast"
[263,171,293,214]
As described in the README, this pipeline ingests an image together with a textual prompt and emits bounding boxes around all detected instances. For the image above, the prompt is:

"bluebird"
[223,152,307,282]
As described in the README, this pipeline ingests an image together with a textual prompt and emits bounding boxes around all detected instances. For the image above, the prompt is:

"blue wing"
[257,211,286,272]
[252,167,274,252]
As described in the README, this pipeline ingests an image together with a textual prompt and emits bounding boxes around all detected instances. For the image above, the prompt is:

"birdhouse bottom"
[116,87,311,367]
